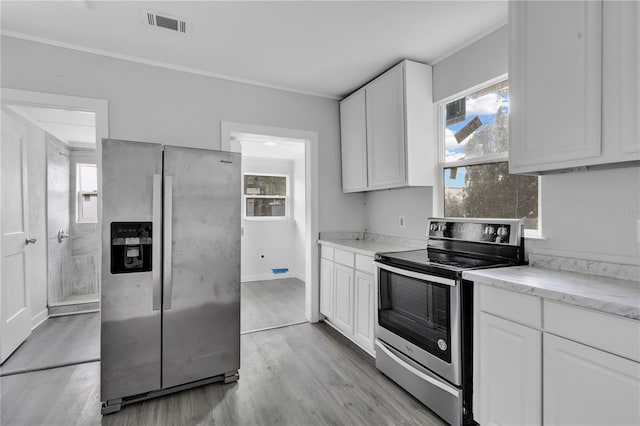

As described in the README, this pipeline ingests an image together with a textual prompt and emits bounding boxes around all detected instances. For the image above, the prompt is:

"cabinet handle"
[25,238,37,245]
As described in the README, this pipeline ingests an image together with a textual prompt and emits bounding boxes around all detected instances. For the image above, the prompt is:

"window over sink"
[437,79,541,235]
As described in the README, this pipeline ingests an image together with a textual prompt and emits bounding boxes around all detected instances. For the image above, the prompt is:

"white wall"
[0,35,366,234]
[432,25,508,102]
[241,157,297,281]
[365,187,432,239]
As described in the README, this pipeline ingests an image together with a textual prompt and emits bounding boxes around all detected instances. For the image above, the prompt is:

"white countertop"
[318,238,421,257]
[463,266,640,320]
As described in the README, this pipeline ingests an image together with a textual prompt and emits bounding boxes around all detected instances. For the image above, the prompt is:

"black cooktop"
[375,248,520,279]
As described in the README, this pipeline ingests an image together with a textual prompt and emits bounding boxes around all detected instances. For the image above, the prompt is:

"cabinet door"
[478,313,541,426]
[320,258,334,320]
[353,271,374,352]
[509,1,602,173]
[603,0,640,157]
[333,263,354,334]
[366,64,406,189]
[340,90,368,192]
[544,333,640,426]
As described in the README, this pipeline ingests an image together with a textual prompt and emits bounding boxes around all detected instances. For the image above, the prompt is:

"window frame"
[433,75,543,238]
[243,172,290,220]
[76,162,98,224]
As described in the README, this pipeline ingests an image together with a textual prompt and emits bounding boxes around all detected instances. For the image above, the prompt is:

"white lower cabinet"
[319,244,376,355]
[543,333,640,426]
[476,284,640,426]
[333,263,354,334]
[353,271,375,351]
[319,258,334,319]
[478,312,541,426]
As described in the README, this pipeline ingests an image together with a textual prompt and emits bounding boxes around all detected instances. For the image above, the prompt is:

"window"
[76,163,98,223]
[439,80,540,233]
[243,174,288,218]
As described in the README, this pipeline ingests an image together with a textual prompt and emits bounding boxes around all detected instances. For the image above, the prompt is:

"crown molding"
[1,30,340,100]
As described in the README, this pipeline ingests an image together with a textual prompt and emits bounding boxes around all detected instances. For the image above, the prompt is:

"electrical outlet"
[399,216,405,227]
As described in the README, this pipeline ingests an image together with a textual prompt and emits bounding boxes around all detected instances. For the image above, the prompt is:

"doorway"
[0,88,107,374]
[238,134,306,332]
[222,122,320,330]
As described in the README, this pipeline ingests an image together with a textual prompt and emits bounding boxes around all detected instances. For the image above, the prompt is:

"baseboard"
[294,272,305,282]
[241,272,294,283]
[31,308,49,330]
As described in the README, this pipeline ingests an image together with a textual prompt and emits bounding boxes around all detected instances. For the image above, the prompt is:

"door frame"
[221,122,320,323]
[0,88,108,334]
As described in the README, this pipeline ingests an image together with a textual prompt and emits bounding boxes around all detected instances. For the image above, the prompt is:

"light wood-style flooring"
[0,312,100,376]
[241,278,306,333]
[0,322,445,426]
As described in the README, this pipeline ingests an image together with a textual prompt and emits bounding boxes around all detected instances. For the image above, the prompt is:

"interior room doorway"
[0,88,107,374]
[222,122,320,332]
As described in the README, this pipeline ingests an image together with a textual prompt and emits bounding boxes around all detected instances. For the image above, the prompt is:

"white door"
[353,270,374,352]
[544,333,640,426]
[478,312,542,426]
[333,263,354,334]
[365,64,406,189]
[1,109,32,363]
[320,258,334,319]
[340,90,368,192]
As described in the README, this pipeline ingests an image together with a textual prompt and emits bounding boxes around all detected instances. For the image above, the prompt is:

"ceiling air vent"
[143,11,188,35]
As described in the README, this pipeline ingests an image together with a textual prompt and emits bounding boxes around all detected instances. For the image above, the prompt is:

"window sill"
[524,230,545,240]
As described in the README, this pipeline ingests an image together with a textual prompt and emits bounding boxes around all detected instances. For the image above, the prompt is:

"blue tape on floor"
[272,268,289,274]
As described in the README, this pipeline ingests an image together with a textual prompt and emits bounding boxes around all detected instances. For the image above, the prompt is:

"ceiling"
[5,104,96,147]
[0,1,507,99]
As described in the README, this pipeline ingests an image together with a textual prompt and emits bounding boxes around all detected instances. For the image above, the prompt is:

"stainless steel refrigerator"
[100,139,240,414]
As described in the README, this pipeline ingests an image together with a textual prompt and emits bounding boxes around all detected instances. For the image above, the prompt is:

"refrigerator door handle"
[163,175,173,310]
[152,174,162,311]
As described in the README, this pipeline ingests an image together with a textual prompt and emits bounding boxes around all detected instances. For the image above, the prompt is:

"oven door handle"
[375,340,459,396]
[374,261,457,287]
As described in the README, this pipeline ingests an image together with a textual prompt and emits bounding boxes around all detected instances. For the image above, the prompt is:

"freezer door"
[162,146,241,388]
[101,139,163,402]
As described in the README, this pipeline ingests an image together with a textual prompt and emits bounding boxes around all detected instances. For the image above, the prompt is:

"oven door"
[375,261,461,385]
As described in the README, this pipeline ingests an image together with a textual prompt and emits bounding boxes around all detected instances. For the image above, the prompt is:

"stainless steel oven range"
[374,218,525,426]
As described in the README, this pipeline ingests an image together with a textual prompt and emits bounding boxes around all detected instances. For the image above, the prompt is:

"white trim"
[2,31,339,101]
[31,308,48,331]
[1,88,108,310]
[221,121,320,323]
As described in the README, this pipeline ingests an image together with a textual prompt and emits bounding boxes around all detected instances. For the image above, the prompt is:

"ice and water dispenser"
[110,222,152,274]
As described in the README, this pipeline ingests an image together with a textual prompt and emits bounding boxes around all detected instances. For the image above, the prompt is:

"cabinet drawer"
[480,285,541,328]
[544,300,640,362]
[321,245,334,260]
[355,254,374,273]
[334,248,354,267]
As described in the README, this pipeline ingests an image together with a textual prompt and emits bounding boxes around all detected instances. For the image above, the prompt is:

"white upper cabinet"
[509,0,640,174]
[339,60,434,192]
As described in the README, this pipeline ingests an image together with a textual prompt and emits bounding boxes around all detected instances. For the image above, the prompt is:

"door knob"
[57,229,69,242]
[25,238,37,245]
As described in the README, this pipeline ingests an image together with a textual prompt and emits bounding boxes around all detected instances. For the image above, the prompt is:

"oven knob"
[497,227,508,236]
[437,339,448,351]
[430,224,438,231]
[485,226,494,234]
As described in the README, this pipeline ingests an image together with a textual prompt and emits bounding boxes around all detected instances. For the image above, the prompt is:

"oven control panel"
[427,218,523,246]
